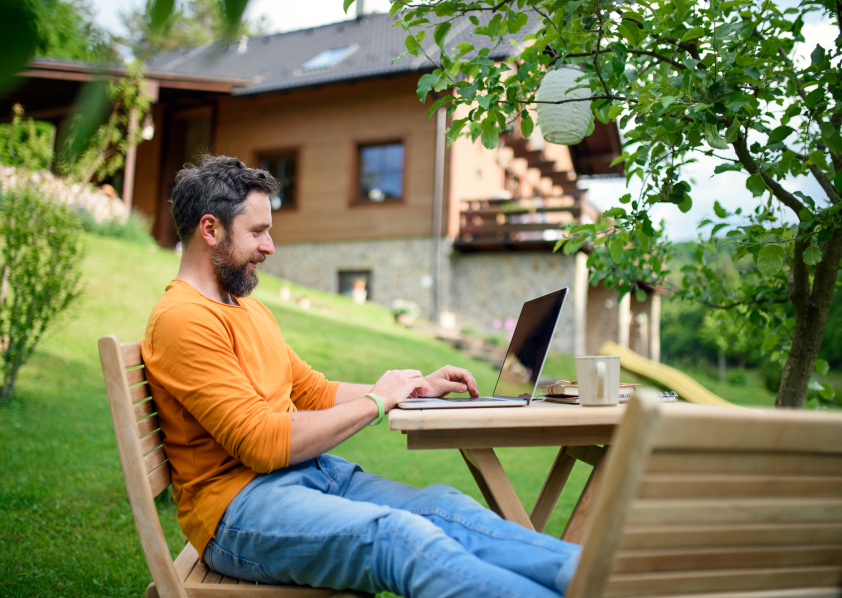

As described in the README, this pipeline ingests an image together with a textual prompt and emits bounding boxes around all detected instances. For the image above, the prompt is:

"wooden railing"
[456,196,598,251]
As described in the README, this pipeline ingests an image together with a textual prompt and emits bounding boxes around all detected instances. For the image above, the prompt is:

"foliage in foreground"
[387,0,842,407]
[0,104,54,171]
[0,184,84,401]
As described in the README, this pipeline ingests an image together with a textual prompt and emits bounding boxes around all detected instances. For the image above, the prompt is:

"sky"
[90,0,838,242]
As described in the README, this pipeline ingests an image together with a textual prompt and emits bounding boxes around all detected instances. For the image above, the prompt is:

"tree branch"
[518,95,637,105]
[808,163,841,204]
[565,48,687,70]
[732,133,806,216]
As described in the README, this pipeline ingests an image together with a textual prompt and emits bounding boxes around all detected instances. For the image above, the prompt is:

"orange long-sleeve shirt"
[141,280,339,558]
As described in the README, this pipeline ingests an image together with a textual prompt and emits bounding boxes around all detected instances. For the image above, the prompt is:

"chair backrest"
[99,335,188,598]
[568,394,842,598]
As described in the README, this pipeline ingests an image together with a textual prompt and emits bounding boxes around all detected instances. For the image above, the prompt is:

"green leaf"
[661,96,677,109]
[811,44,826,65]
[520,113,534,138]
[816,358,830,376]
[635,288,647,303]
[609,238,624,263]
[810,150,829,170]
[405,35,420,55]
[343,0,355,14]
[803,245,822,266]
[768,125,795,145]
[480,116,499,150]
[603,207,627,218]
[746,174,766,197]
[714,201,727,218]
[434,22,452,48]
[150,0,176,29]
[742,65,762,81]
[834,170,842,194]
[681,27,705,42]
[416,73,439,102]
[678,195,692,213]
[826,133,842,158]
[731,246,748,263]
[619,21,640,45]
[618,193,631,204]
[705,124,728,150]
[757,245,786,276]
[389,2,401,19]
[761,335,779,352]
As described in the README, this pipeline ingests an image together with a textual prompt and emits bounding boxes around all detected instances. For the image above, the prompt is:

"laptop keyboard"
[441,396,508,402]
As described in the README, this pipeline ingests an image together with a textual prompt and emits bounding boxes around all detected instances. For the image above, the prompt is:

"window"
[258,152,297,210]
[338,270,372,304]
[302,45,358,70]
[357,142,404,203]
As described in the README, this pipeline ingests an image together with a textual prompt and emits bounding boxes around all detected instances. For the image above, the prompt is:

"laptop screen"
[492,288,568,399]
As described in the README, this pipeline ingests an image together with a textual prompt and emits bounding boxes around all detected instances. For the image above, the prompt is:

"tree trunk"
[776,229,842,408]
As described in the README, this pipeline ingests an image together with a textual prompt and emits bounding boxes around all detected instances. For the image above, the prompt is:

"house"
[3,10,661,361]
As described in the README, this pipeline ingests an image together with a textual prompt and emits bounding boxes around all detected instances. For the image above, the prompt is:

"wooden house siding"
[215,75,439,244]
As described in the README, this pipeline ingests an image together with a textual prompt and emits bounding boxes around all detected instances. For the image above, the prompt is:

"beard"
[212,236,265,298]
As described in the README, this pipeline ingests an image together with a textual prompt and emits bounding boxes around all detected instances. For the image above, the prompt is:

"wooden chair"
[567,393,842,598]
[99,335,372,598]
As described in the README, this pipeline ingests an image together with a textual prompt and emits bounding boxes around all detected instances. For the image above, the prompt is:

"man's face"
[212,191,274,298]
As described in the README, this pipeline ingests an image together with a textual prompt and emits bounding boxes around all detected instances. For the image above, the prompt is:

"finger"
[396,369,424,379]
[446,366,480,397]
[437,380,470,396]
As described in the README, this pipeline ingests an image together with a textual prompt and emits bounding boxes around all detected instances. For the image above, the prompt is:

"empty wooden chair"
[567,393,842,598]
[99,335,371,598]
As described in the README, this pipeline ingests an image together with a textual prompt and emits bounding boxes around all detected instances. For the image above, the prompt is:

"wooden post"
[122,106,140,211]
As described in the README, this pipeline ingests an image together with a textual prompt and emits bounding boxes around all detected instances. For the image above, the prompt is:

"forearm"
[288,397,379,464]
[333,382,375,405]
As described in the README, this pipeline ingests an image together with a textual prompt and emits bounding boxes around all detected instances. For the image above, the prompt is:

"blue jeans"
[204,454,581,598]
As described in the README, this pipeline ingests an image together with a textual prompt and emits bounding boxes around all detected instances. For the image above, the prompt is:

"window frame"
[254,147,301,212]
[350,137,409,207]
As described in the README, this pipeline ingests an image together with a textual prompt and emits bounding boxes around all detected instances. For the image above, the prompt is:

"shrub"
[726,368,748,387]
[759,360,784,394]
[78,209,154,244]
[0,184,84,401]
[0,104,54,171]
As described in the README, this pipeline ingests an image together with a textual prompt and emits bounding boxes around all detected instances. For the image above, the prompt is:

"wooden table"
[388,400,626,543]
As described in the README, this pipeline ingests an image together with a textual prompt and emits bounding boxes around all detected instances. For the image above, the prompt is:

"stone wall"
[448,251,579,354]
[262,237,442,319]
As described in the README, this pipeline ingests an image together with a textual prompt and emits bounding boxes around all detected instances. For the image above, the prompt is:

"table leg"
[529,446,576,533]
[459,448,534,530]
[561,449,607,544]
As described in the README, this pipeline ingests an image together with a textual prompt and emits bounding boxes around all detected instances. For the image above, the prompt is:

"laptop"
[397,288,568,409]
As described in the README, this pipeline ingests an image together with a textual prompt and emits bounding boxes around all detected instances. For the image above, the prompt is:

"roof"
[145,12,533,96]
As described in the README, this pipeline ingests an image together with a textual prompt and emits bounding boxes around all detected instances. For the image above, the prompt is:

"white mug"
[575,355,620,407]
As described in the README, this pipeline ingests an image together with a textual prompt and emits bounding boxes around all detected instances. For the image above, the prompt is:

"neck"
[176,245,234,305]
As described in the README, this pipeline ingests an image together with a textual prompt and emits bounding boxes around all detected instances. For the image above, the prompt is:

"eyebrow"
[250,222,272,231]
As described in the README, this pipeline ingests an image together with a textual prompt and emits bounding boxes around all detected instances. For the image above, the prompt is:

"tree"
[0,184,84,402]
[386,0,842,408]
[120,0,269,60]
[29,0,119,63]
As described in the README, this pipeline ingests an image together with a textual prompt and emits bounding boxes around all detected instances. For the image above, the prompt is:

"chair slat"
[140,430,164,456]
[135,399,156,421]
[148,461,172,497]
[605,566,842,598]
[614,545,842,574]
[648,451,842,476]
[174,542,201,583]
[137,414,161,439]
[203,570,223,584]
[145,446,167,474]
[123,342,143,367]
[181,584,340,596]
[621,523,842,550]
[629,498,842,525]
[186,560,210,584]
[654,409,842,453]
[650,590,842,598]
[131,383,152,402]
[220,576,240,585]
[126,367,147,385]
[638,474,842,499]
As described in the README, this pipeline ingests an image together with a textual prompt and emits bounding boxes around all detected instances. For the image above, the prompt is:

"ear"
[197,214,223,248]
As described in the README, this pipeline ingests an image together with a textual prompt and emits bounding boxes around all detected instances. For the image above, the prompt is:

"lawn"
[1,234,786,597]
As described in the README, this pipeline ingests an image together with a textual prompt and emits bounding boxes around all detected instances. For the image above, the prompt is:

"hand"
[370,370,435,411]
[424,365,480,398]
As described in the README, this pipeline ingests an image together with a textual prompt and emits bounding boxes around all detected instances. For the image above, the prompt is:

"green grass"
[0,235,593,598]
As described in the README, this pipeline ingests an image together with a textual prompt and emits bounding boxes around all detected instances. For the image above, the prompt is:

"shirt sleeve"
[146,304,292,473]
[287,344,338,411]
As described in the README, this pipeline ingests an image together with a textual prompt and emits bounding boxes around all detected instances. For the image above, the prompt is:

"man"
[142,155,580,598]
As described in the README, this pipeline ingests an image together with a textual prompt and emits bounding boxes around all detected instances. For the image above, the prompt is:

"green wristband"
[361,393,385,426]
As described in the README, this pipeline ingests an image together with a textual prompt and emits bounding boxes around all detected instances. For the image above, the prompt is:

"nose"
[259,233,275,256]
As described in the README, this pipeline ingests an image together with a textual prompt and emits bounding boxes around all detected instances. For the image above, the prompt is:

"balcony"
[455,196,600,252]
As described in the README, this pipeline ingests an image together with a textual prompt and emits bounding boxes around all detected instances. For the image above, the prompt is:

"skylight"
[302,45,359,70]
